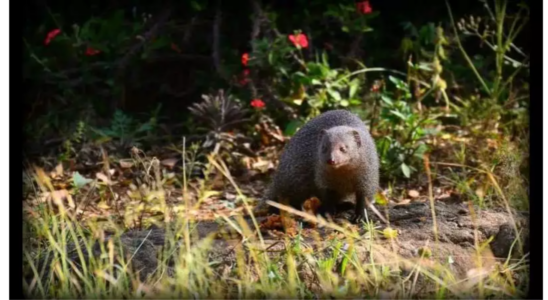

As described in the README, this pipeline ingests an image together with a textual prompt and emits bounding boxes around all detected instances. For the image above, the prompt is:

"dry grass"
[22,147,529,299]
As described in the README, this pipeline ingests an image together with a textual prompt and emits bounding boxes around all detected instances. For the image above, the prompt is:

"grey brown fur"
[266,109,383,223]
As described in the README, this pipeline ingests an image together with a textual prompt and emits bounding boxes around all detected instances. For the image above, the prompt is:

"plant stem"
[445,0,491,96]
[492,0,507,101]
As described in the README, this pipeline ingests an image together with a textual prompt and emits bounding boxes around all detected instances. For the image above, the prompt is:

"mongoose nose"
[327,159,336,165]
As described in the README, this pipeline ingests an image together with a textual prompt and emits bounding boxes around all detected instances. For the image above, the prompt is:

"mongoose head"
[318,126,362,169]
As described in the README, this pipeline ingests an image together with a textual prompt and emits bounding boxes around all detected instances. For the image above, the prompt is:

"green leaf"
[284,119,304,136]
[190,1,204,11]
[327,89,341,101]
[380,95,394,106]
[374,192,389,206]
[73,172,93,188]
[388,75,408,91]
[349,79,359,98]
[417,62,433,71]
[413,143,429,158]
[311,79,322,85]
[342,26,350,33]
[400,163,411,178]
[340,99,349,107]
[135,122,153,133]
[349,98,361,105]
[390,110,407,120]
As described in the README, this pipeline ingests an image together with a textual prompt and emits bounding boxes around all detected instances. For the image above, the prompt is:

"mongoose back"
[266,109,387,223]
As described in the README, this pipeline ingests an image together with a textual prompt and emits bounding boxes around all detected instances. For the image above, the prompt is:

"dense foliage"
[22,1,530,297]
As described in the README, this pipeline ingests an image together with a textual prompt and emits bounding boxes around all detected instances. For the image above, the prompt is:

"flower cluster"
[239,52,251,86]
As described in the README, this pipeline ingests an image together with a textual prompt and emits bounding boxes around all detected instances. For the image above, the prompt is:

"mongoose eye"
[340,146,346,153]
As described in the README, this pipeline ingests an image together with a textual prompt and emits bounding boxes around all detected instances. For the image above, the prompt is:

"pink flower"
[85,46,100,56]
[44,29,61,45]
[356,0,373,14]
[250,99,265,109]
[288,33,309,49]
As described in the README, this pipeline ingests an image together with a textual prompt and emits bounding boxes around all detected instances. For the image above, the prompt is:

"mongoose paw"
[350,212,365,224]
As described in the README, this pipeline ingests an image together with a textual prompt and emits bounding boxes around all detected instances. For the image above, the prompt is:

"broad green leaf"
[327,89,341,101]
[284,119,304,136]
[401,163,411,178]
[339,99,349,107]
[390,110,407,120]
[380,95,394,105]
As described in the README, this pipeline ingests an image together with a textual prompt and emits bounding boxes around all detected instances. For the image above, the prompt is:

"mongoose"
[266,109,387,223]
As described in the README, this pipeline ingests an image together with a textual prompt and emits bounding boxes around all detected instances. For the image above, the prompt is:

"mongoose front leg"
[352,191,367,223]
[353,191,389,224]
[317,189,339,218]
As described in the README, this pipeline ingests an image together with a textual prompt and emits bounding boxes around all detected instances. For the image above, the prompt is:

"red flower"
[356,0,373,14]
[171,43,181,53]
[238,69,251,86]
[85,46,100,56]
[241,53,249,66]
[288,33,309,49]
[44,28,61,45]
[250,99,265,109]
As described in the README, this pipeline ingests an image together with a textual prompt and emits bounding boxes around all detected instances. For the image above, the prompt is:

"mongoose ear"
[319,129,327,140]
[351,130,362,147]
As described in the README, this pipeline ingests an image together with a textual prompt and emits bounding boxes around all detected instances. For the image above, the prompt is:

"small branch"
[347,33,364,60]
[117,9,172,78]
[249,0,264,99]
[304,24,314,57]
[183,17,198,45]
[212,0,225,79]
